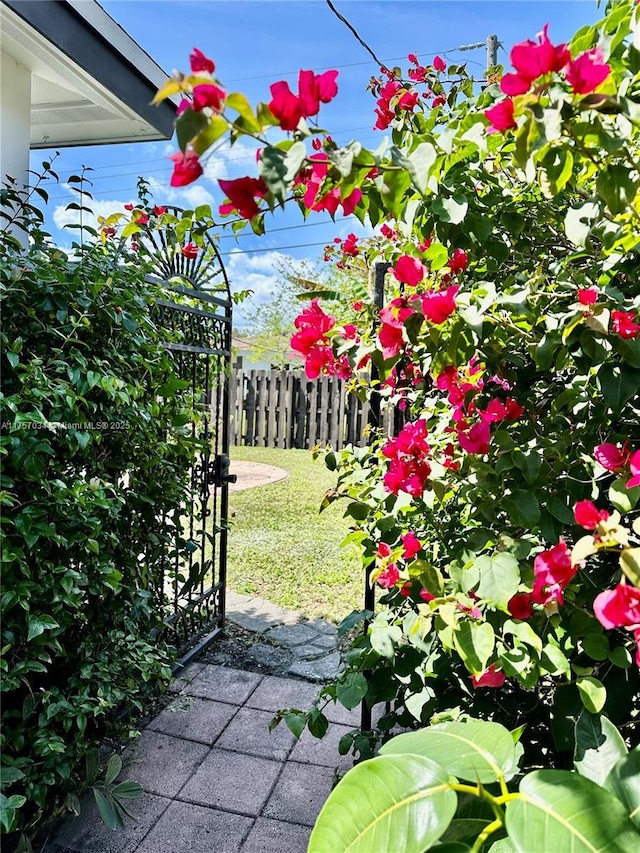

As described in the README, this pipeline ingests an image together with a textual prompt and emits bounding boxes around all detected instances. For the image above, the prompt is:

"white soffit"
[0,0,177,147]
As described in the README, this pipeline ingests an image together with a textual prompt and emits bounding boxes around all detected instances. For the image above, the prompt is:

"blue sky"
[35,0,603,325]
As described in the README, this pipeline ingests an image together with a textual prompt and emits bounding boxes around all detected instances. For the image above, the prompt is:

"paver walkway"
[48,459,357,852]
[48,665,359,853]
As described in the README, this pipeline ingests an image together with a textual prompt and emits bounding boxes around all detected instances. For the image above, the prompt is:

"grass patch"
[226,445,362,622]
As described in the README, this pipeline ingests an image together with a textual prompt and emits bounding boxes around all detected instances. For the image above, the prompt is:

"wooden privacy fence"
[230,369,393,449]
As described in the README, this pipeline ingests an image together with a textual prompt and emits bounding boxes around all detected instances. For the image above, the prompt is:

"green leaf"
[381,720,518,784]
[432,194,468,224]
[609,480,640,514]
[582,633,609,661]
[27,615,59,642]
[506,770,639,852]
[92,789,124,830]
[453,621,495,674]
[370,623,402,658]
[225,92,261,131]
[175,109,208,153]
[0,793,26,833]
[564,201,599,248]
[620,548,640,587]
[308,755,457,853]
[474,553,520,610]
[336,672,368,710]
[503,490,541,528]
[408,142,437,195]
[597,164,639,216]
[104,753,122,785]
[576,676,607,714]
[598,364,640,412]
[111,780,144,800]
[574,712,628,787]
[191,115,228,156]
[0,766,25,784]
[86,748,100,784]
[605,748,640,828]
[283,712,306,739]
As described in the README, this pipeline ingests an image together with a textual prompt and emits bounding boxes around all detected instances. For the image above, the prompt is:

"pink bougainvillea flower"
[433,55,447,72]
[594,583,640,630]
[269,69,338,130]
[218,176,267,220]
[578,287,598,306]
[382,419,431,497]
[377,542,392,559]
[269,81,303,131]
[501,25,570,95]
[398,90,420,111]
[449,248,468,274]
[420,588,435,603]
[181,242,199,260]
[573,500,609,529]
[176,98,191,116]
[124,202,134,211]
[298,69,339,116]
[611,310,640,340]
[531,541,575,606]
[402,532,422,560]
[391,255,427,287]
[508,593,533,620]
[379,322,406,360]
[471,664,506,688]
[628,450,640,489]
[170,150,204,187]
[566,47,611,94]
[342,233,359,256]
[134,211,149,225]
[432,95,446,108]
[416,285,459,325]
[190,48,215,74]
[484,99,517,132]
[153,205,167,216]
[377,563,400,588]
[457,420,490,455]
[192,83,226,112]
[594,443,630,472]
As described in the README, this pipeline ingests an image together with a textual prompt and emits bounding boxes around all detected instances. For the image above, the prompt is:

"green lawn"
[226,445,362,622]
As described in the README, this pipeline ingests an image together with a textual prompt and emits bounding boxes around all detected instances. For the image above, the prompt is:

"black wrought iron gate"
[146,210,235,664]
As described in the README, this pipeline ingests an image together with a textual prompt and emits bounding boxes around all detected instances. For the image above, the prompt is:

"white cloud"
[227,250,313,327]
[52,196,135,233]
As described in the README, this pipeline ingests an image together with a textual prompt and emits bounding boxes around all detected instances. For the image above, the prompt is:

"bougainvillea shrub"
[151,0,640,767]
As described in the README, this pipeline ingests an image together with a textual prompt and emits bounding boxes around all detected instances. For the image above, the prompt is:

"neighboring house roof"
[1,0,177,147]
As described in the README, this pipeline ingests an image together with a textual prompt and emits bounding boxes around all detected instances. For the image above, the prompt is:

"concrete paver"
[262,762,338,827]
[122,730,209,798]
[135,801,253,853]
[242,817,312,853]
[215,706,297,762]
[49,660,359,853]
[177,749,282,816]
[148,696,238,744]
[49,792,171,853]
[181,664,262,704]
[244,674,320,712]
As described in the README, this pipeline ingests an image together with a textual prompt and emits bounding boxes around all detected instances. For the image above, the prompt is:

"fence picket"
[231,368,383,450]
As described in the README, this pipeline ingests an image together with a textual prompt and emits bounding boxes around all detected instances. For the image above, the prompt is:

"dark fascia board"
[4,0,176,139]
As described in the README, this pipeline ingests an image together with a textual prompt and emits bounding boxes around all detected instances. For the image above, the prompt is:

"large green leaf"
[453,621,495,674]
[574,712,627,787]
[506,770,640,852]
[380,720,517,784]
[605,748,640,829]
[308,755,457,853]
[474,553,520,610]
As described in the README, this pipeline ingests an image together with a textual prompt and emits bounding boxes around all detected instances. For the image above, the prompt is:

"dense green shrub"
[0,183,201,838]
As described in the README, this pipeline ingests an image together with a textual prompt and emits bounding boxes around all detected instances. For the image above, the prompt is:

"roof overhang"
[0,0,177,148]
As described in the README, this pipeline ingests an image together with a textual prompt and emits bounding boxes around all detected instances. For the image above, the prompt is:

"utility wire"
[219,240,332,258]
[325,0,390,71]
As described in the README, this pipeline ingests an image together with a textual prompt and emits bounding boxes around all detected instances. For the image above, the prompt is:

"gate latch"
[208,454,237,488]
